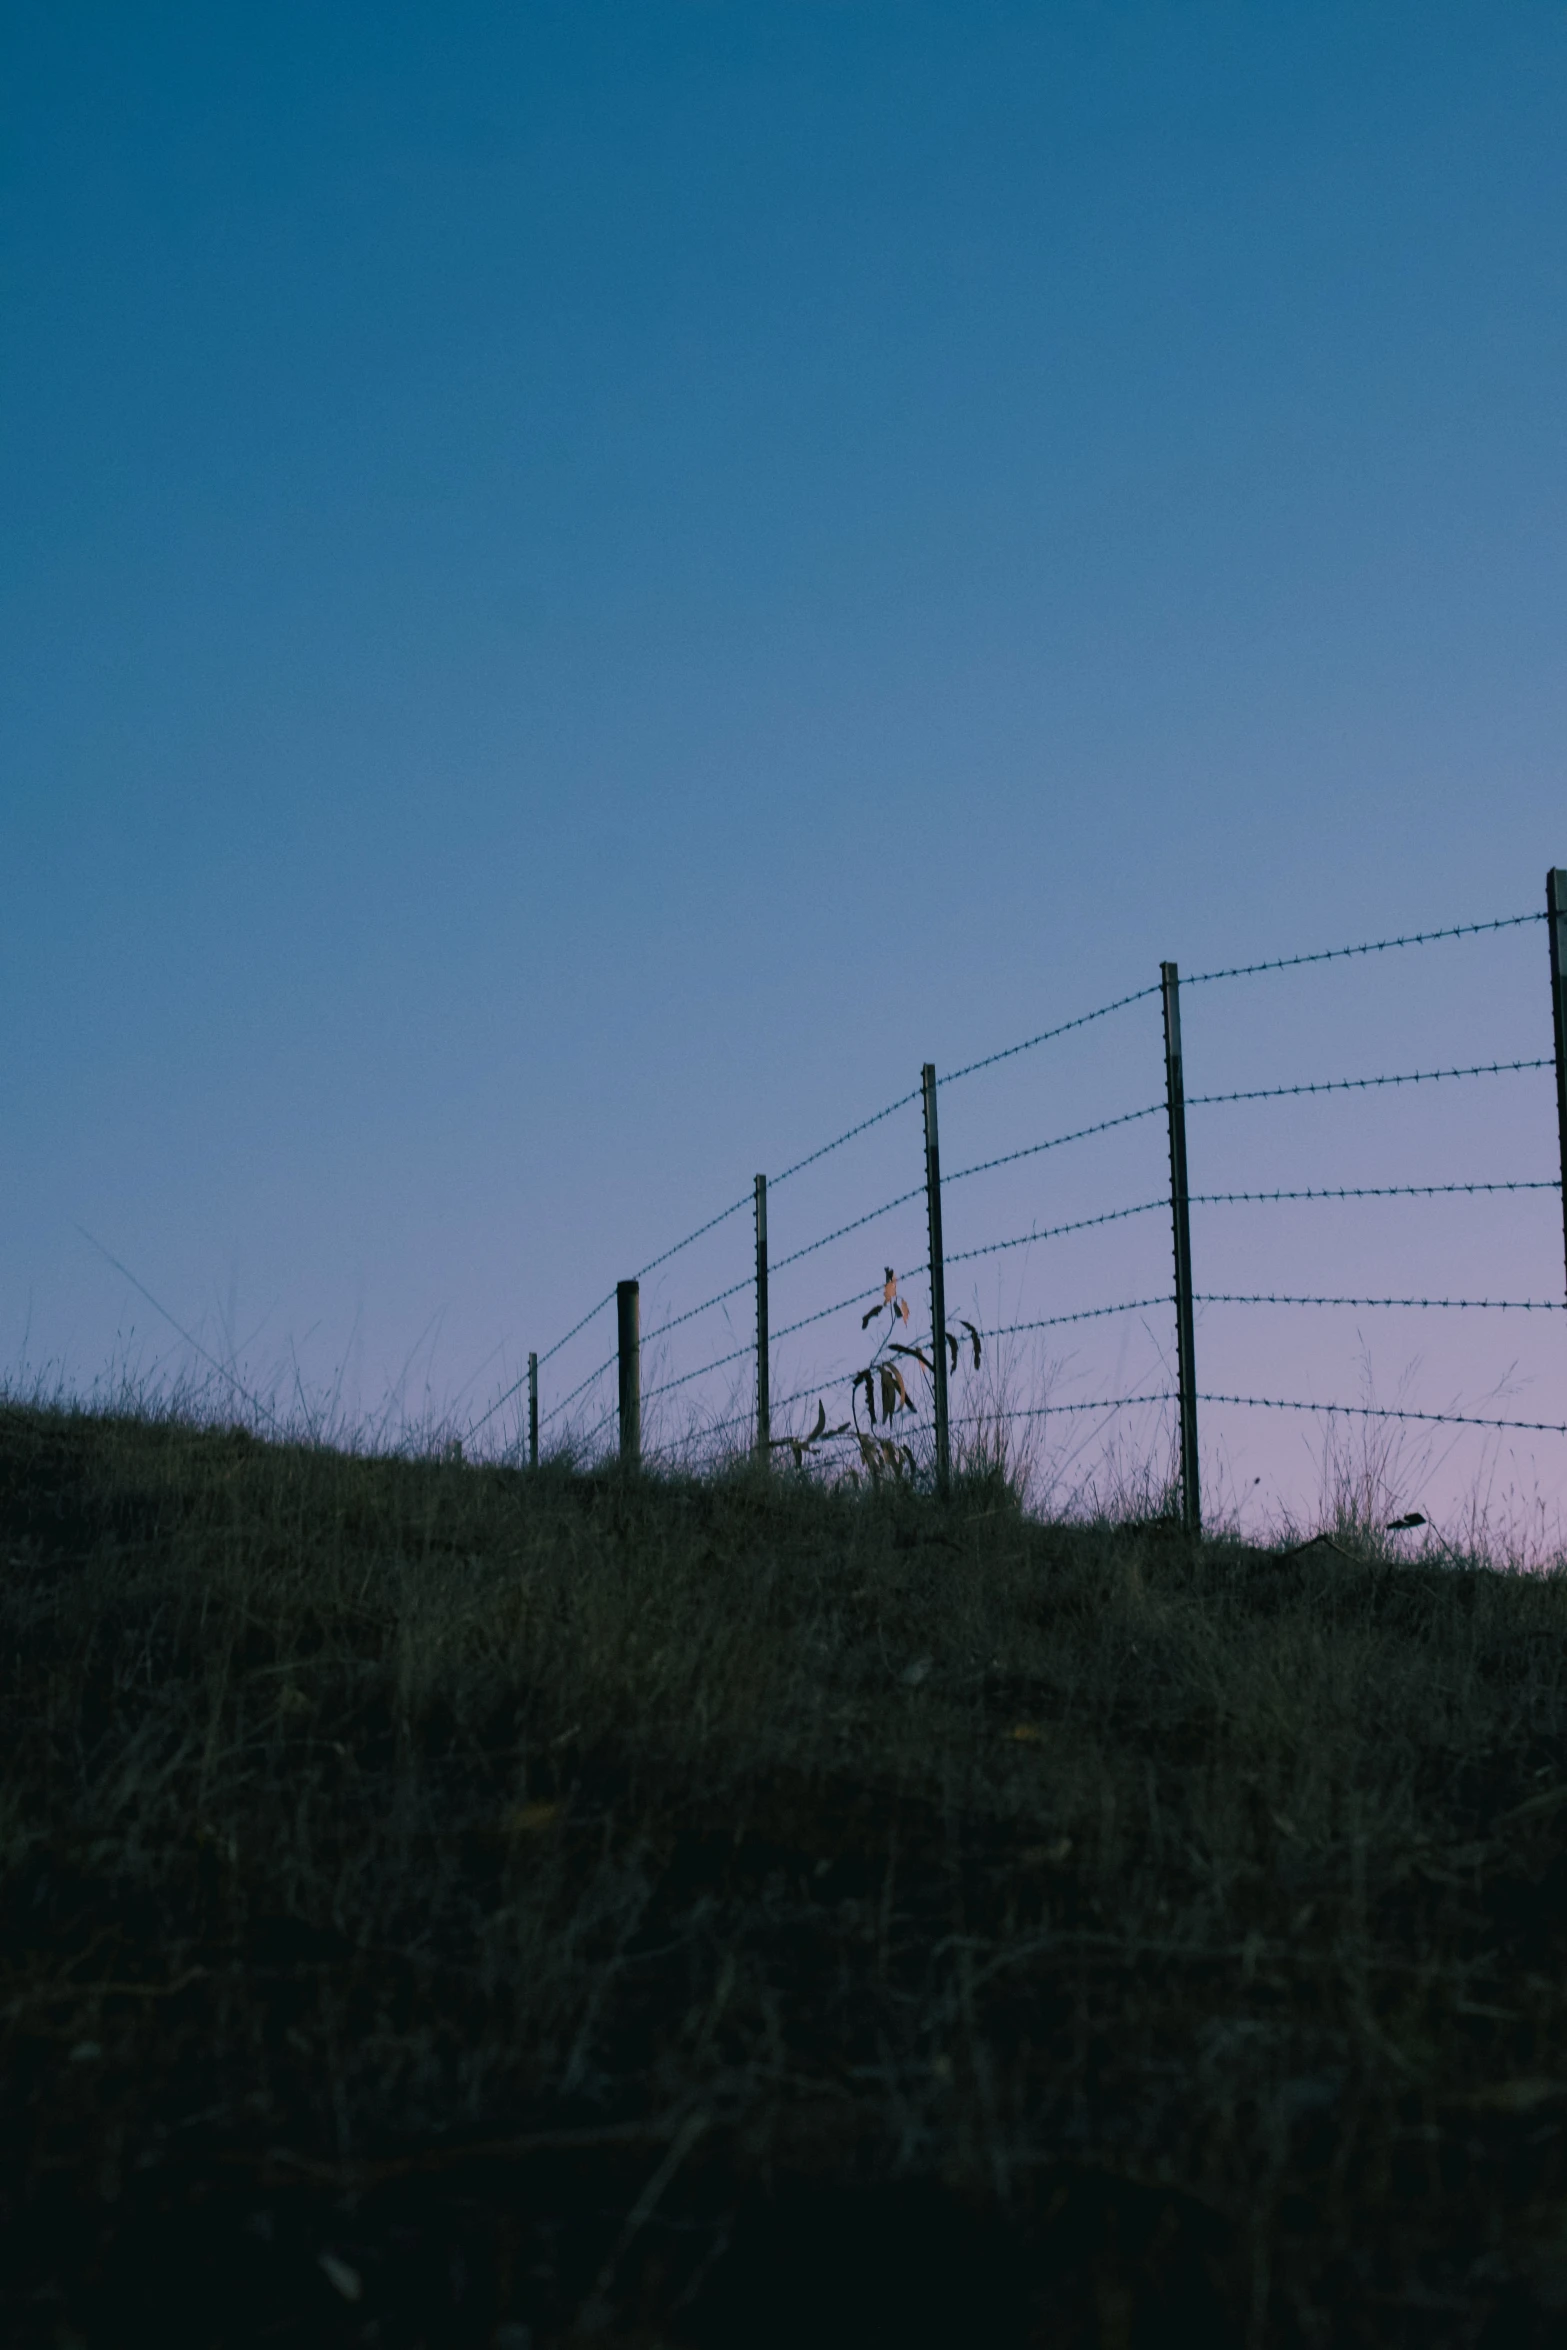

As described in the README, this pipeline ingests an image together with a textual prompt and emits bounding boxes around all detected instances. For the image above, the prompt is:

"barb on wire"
[770,1089,922,1188]
[1188,1058,1550,1109]
[1185,911,1542,988]
[641,1275,753,1347]
[1200,1391,1567,1438]
[946,1102,1163,1186]
[945,1199,1165,1266]
[1192,1182,1554,1205]
[1196,1292,1565,1314]
[771,1186,927,1274]
[989,1297,1171,1339]
[538,1349,618,1432]
[944,985,1161,1086]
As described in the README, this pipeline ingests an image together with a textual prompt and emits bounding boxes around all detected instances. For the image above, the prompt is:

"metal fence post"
[527,1351,539,1468]
[922,1063,951,1498]
[1548,871,1567,1305]
[1161,963,1201,1537]
[616,1280,640,1466]
[754,1174,770,1457]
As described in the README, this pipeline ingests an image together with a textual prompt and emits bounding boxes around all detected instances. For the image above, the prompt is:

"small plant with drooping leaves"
[773,1268,981,1483]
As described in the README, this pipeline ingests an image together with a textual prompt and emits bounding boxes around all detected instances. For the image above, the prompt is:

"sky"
[4,2,1566,1537]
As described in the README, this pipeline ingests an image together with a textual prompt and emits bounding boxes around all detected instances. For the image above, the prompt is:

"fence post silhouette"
[527,1351,538,1468]
[922,1063,951,1498]
[1548,870,1567,1304]
[1161,963,1201,1536]
[616,1281,640,1466]
[754,1174,770,1457]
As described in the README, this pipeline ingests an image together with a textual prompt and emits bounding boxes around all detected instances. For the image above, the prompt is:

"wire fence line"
[942,984,1162,1085]
[1187,1059,1551,1109]
[945,1201,1167,1266]
[1184,910,1545,989]
[1194,1292,1566,1314]
[1191,1182,1555,1205]
[945,1102,1164,1185]
[955,1392,1177,1424]
[1196,1392,1567,1439]
[770,1186,928,1273]
[496,885,1567,1526]
[770,1087,923,1187]
[640,1275,754,1348]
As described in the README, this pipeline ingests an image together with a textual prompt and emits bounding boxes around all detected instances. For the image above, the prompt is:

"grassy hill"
[3,1403,1567,2346]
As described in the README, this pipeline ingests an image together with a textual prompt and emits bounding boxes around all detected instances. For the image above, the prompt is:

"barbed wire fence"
[463,875,1567,1538]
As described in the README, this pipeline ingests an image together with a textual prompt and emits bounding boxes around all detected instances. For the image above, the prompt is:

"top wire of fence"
[769,1086,922,1188]
[1184,910,1542,989]
[942,984,1162,1087]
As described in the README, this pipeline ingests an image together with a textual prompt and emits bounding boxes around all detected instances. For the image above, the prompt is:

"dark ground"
[4,1405,1567,2346]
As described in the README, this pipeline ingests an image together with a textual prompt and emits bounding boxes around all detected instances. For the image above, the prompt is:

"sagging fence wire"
[503,882,1567,1531]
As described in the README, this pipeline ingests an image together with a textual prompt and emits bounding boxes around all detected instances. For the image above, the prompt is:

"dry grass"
[4,1400,1567,2346]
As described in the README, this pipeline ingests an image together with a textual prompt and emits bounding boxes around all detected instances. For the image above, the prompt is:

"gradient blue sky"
[4,3,1565,1525]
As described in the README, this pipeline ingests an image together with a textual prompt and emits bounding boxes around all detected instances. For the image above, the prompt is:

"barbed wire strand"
[468,1301,614,1439]
[1196,1291,1565,1313]
[636,1191,752,1281]
[771,1186,928,1274]
[641,1275,754,1347]
[770,1089,922,1188]
[649,1268,948,1406]
[1185,911,1542,988]
[1188,1058,1549,1110]
[946,1102,1163,1186]
[537,1349,619,1432]
[662,1380,838,1448]
[946,1199,1165,1266]
[944,985,1162,1086]
[989,1297,1171,1338]
[773,1278,924,1344]
[954,1392,1176,1424]
[1193,1182,1553,1205]
[538,1291,615,1369]
[642,1340,754,1401]
[1200,1391,1567,1437]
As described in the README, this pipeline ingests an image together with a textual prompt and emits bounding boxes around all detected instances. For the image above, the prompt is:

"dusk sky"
[5,3,1565,1535]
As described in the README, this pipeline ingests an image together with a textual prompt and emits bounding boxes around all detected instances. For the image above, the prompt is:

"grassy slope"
[3,1405,1567,2348]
